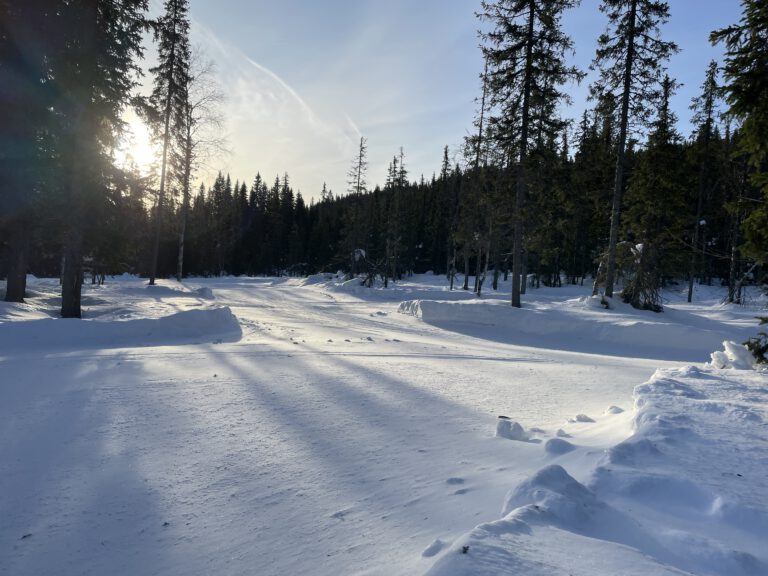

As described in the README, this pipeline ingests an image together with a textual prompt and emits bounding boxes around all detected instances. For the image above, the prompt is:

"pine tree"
[147,0,190,285]
[686,60,720,301]
[711,1,768,264]
[347,136,368,197]
[478,0,581,307]
[623,76,687,311]
[0,0,52,302]
[53,0,148,317]
[591,0,678,298]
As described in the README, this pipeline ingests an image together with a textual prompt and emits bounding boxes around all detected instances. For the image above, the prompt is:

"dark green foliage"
[590,0,678,298]
[3,0,767,315]
[712,0,768,263]
[478,0,582,307]
[622,76,688,311]
[744,317,768,364]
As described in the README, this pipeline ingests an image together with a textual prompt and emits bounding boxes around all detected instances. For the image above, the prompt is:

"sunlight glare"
[116,112,157,175]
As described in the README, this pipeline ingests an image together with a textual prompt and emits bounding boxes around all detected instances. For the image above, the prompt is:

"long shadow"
[422,316,751,363]
[0,352,173,576]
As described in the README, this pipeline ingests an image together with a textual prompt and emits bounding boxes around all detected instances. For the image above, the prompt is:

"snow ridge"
[425,358,768,576]
[0,306,242,350]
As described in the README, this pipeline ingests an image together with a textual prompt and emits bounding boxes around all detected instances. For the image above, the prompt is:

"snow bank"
[426,362,768,575]
[399,298,754,361]
[0,306,241,351]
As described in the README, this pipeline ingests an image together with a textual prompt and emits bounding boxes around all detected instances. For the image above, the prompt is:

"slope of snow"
[426,357,768,576]
[0,274,764,576]
[398,296,756,362]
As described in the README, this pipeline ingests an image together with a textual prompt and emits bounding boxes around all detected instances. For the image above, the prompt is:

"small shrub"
[744,317,768,364]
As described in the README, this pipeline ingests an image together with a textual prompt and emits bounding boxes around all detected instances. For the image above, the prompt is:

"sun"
[116,111,157,175]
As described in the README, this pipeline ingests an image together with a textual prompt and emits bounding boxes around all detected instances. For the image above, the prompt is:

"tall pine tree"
[590,0,678,298]
[478,0,581,307]
[147,0,190,285]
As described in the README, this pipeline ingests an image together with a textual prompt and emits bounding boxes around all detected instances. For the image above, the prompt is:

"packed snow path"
[0,276,759,575]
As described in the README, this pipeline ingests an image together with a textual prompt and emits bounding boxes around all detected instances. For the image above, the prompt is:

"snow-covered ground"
[0,274,765,575]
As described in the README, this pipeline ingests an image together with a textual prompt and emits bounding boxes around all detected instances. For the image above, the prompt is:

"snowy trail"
[0,276,756,576]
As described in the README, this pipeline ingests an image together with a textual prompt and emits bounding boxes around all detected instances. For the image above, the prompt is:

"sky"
[168,0,744,201]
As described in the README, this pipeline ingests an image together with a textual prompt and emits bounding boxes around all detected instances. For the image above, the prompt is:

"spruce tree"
[711,1,768,264]
[53,0,148,317]
[687,60,720,302]
[591,0,678,298]
[478,0,581,307]
[623,76,687,311]
[0,0,52,302]
[147,0,190,285]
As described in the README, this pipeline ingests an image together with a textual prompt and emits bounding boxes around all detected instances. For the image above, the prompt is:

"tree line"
[1,0,766,317]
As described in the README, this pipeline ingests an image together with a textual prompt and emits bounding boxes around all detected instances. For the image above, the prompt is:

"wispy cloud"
[190,19,359,196]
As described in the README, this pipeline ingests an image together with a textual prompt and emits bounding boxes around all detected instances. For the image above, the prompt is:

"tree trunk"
[149,2,180,286]
[4,222,28,302]
[511,1,535,308]
[176,133,193,282]
[61,229,83,318]
[605,0,637,299]
[462,251,470,290]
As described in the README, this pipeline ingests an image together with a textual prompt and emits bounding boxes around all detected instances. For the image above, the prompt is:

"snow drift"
[425,354,768,576]
[0,306,242,351]
[399,298,755,361]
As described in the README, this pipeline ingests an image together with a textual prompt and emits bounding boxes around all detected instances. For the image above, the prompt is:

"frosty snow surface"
[1,274,765,575]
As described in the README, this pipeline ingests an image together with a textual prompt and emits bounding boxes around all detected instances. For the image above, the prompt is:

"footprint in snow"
[453,488,470,495]
[446,477,464,485]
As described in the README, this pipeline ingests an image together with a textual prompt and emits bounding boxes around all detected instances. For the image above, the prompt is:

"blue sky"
[185,0,743,200]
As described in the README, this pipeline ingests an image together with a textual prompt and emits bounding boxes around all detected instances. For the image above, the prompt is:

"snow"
[0,274,765,576]
[428,359,768,576]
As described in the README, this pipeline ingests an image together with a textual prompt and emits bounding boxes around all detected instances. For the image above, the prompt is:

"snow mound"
[426,363,768,576]
[495,419,527,441]
[708,340,756,370]
[0,306,241,351]
[298,273,334,286]
[544,438,575,455]
[195,286,215,299]
[421,538,446,558]
[568,413,595,423]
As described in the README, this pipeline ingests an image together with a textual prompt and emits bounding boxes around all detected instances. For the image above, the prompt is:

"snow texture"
[0,274,764,576]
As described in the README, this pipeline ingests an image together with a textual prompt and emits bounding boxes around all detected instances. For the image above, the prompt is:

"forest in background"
[0,0,766,317]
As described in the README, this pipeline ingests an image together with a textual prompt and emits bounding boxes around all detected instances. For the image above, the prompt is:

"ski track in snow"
[0,275,764,576]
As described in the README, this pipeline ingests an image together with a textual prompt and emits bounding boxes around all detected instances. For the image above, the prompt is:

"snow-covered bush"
[744,316,768,365]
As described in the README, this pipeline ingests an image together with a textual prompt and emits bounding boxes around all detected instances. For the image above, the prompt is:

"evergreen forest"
[1,0,766,317]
